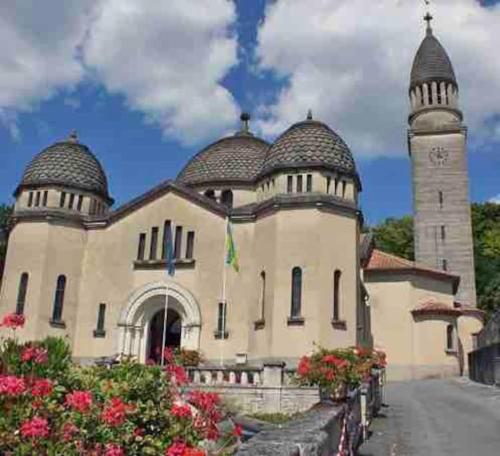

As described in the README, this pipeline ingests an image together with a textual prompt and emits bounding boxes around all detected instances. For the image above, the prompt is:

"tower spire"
[424,1,433,35]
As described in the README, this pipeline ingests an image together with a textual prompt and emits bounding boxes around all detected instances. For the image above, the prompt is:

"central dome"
[261,119,357,178]
[177,127,269,186]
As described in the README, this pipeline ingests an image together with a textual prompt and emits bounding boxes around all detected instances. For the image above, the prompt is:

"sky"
[0,0,499,225]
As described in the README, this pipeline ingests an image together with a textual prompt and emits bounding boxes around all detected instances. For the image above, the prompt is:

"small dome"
[177,133,269,186]
[261,119,357,178]
[410,28,457,90]
[16,134,111,201]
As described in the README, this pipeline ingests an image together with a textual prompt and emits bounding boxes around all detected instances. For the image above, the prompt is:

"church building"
[0,17,483,380]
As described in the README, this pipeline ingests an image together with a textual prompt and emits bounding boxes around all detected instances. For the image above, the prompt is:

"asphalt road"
[358,378,500,456]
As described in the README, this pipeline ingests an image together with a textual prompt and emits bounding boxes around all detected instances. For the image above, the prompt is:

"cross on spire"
[424,1,433,34]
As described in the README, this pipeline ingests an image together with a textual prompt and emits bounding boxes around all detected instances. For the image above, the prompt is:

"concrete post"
[262,362,286,413]
[263,362,285,387]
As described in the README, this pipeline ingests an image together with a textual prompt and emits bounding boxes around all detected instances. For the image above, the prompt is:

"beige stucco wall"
[366,271,481,381]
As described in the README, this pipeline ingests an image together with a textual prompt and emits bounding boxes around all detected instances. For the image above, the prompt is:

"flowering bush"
[0,314,240,455]
[296,346,387,397]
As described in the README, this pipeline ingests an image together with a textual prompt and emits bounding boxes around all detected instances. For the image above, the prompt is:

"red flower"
[322,355,348,369]
[0,375,26,396]
[20,417,49,439]
[65,390,93,413]
[104,444,125,456]
[31,378,53,397]
[233,424,243,438]
[21,346,48,364]
[133,427,144,438]
[0,312,25,329]
[183,449,206,456]
[166,441,188,456]
[61,422,79,441]
[165,364,188,385]
[171,403,192,419]
[297,356,311,377]
[102,397,132,427]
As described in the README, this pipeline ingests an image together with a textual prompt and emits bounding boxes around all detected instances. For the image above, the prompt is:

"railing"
[186,366,263,386]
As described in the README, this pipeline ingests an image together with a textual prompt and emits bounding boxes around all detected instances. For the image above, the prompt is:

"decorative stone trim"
[214,330,229,340]
[49,319,66,329]
[93,329,106,338]
[254,319,265,330]
[133,258,195,270]
[331,319,347,330]
[287,316,305,326]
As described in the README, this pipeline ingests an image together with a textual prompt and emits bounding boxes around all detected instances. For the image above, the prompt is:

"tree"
[371,216,414,261]
[0,204,13,264]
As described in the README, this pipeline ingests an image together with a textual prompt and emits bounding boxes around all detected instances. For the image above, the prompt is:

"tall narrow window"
[174,226,183,259]
[42,191,48,207]
[342,181,347,198]
[204,189,215,200]
[217,301,227,336]
[35,191,41,207]
[287,176,293,193]
[52,275,66,322]
[296,175,303,193]
[221,190,233,209]
[77,195,83,212]
[150,227,159,260]
[137,233,146,260]
[16,273,29,315]
[68,193,75,210]
[442,259,448,271]
[333,270,342,321]
[259,271,266,321]
[438,191,444,208]
[446,324,454,350]
[326,176,331,194]
[334,179,339,195]
[60,192,66,208]
[89,199,96,215]
[290,267,302,318]
[28,192,34,207]
[94,303,106,337]
[161,220,172,259]
[306,174,312,192]
[441,225,446,241]
[186,231,195,259]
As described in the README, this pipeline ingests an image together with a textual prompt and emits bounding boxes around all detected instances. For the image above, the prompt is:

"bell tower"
[408,12,476,306]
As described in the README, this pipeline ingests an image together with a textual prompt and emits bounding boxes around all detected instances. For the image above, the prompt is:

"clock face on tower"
[429,146,449,166]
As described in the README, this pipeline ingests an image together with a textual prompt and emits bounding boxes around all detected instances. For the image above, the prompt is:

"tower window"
[287,176,293,193]
[221,190,233,209]
[446,324,455,351]
[216,302,228,338]
[16,273,29,315]
[296,175,303,193]
[290,267,302,318]
[204,189,215,200]
[68,193,75,210]
[60,192,66,208]
[35,191,41,207]
[161,220,172,259]
[51,275,66,323]
[326,176,331,194]
[420,86,425,105]
[27,192,34,207]
[442,259,448,271]
[137,233,146,261]
[333,270,342,321]
[259,271,266,321]
[186,231,195,259]
[441,225,446,241]
[42,191,48,207]
[174,226,183,259]
[150,227,159,260]
[306,174,312,192]
[342,181,347,198]
[77,195,83,212]
[439,191,444,208]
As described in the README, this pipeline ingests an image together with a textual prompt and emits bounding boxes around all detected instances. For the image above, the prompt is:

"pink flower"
[166,441,188,456]
[104,444,124,456]
[171,403,192,419]
[102,397,133,427]
[297,356,311,377]
[233,423,243,438]
[61,422,79,441]
[0,312,25,329]
[31,378,53,397]
[21,345,48,364]
[20,417,49,439]
[0,375,26,396]
[165,364,188,385]
[65,390,93,413]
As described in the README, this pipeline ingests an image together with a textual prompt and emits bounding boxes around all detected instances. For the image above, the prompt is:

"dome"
[16,133,111,202]
[261,118,357,178]
[177,119,269,186]
[410,27,457,90]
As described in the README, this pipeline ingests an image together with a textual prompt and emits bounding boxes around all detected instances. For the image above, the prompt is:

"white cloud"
[83,0,239,145]
[255,0,500,157]
[0,0,239,145]
[490,195,500,204]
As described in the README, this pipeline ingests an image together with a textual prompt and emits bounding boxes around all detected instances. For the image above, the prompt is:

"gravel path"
[358,378,500,456]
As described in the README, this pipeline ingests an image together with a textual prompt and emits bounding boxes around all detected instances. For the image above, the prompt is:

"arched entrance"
[118,281,201,363]
[148,308,182,364]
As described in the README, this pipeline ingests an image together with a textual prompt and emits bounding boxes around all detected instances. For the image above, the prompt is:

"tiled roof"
[410,28,457,90]
[261,120,357,179]
[17,140,111,201]
[177,134,269,186]
[412,299,462,317]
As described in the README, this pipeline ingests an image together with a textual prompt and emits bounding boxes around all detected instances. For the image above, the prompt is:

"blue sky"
[1,0,499,225]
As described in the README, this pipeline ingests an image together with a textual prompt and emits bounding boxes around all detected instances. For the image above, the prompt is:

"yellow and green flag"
[225,221,239,272]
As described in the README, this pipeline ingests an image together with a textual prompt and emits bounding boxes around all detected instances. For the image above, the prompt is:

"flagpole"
[220,217,229,367]
[160,286,169,367]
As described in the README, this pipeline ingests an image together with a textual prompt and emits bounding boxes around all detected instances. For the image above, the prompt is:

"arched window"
[16,273,29,315]
[221,190,233,209]
[333,270,342,321]
[204,189,215,200]
[52,275,66,322]
[446,325,454,351]
[290,267,302,318]
[259,271,266,321]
